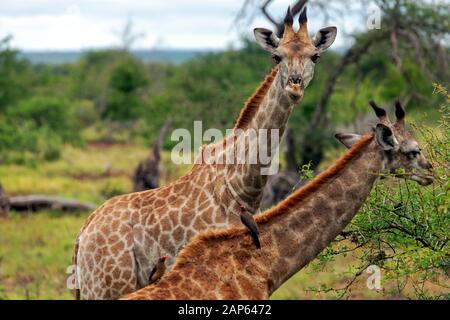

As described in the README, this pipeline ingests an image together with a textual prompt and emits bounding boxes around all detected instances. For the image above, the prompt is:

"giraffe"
[121,101,434,300]
[73,4,338,300]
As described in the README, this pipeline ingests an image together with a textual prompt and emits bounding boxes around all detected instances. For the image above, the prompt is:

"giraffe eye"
[311,54,320,63]
[272,54,282,64]
[408,150,421,158]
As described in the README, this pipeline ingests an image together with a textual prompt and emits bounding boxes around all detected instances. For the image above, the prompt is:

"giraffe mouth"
[391,169,434,186]
[410,174,434,186]
[288,93,301,102]
[285,84,304,102]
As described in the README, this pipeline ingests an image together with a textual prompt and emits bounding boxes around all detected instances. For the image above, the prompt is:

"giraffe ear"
[314,26,337,51]
[375,124,398,151]
[254,28,279,53]
[335,133,362,149]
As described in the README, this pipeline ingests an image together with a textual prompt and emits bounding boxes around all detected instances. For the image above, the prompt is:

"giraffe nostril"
[288,75,302,85]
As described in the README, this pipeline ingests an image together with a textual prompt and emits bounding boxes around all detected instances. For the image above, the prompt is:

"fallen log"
[9,195,96,212]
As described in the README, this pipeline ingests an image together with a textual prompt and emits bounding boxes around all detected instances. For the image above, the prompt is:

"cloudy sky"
[0,0,369,51]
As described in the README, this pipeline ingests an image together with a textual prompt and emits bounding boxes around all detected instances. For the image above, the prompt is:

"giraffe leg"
[132,226,156,288]
[133,246,151,288]
[72,237,81,300]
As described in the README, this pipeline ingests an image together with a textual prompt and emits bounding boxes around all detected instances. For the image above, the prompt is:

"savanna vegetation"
[0,0,448,299]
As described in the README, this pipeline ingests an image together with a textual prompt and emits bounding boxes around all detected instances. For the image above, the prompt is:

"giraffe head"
[336,100,434,186]
[254,5,337,102]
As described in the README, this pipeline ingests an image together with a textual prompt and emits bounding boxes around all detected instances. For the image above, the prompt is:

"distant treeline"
[18,49,209,65]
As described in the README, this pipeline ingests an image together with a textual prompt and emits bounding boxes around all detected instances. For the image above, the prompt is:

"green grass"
[0,211,87,299]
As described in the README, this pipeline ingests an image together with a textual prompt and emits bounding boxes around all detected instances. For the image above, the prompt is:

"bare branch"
[309,30,391,130]
[306,262,371,299]
[261,0,279,27]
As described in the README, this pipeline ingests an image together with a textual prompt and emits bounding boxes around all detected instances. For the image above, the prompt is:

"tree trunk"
[132,120,171,192]
[0,184,10,217]
[284,127,298,173]
[260,171,303,210]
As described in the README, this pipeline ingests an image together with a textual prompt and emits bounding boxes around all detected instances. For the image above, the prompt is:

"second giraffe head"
[336,100,434,186]
[254,5,337,102]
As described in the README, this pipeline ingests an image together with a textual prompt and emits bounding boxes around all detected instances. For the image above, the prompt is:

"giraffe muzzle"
[411,174,434,186]
[285,85,303,102]
[285,75,304,101]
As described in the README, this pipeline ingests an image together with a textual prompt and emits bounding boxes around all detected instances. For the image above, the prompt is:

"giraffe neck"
[255,135,383,294]
[246,69,294,132]
[223,69,299,212]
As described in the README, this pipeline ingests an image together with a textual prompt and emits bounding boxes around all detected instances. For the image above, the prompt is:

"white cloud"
[0,0,360,50]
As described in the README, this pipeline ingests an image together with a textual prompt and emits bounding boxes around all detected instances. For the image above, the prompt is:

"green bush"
[110,58,148,94]
[6,96,81,145]
[73,99,99,127]
[0,119,62,164]
[0,96,82,164]
[0,36,33,111]
[104,57,148,121]
[100,181,126,199]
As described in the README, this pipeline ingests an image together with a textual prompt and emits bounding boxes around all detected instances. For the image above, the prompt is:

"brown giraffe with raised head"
[122,101,434,300]
[73,4,338,300]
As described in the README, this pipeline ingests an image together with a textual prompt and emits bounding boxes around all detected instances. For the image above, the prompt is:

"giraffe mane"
[256,133,374,223]
[233,66,279,129]
[173,133,375,266]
